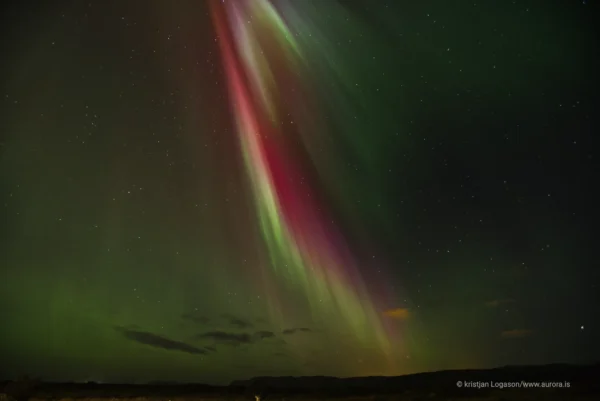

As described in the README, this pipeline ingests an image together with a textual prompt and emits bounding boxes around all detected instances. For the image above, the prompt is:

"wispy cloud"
[115,326,207,355]
[254,330,276,339]
[197,331,253,346]
[383,307,411,320]
[501,329,533,339]
[222,313,253,329]
[181,313,211,325]
[196,329,278,347]
[282,327,312,335]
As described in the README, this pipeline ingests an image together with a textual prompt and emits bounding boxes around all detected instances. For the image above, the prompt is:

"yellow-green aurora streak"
[210,0,399,373]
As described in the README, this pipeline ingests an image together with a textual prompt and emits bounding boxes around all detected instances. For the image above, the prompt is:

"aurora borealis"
[1,0,598,385]
[210,0,395,368]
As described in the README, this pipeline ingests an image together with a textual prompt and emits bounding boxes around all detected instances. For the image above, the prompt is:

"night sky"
[1,0,598,386]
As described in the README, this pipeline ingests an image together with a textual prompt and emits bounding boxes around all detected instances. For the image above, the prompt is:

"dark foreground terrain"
[2,363,599,401]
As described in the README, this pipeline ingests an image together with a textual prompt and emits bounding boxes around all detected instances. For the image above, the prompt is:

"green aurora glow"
[1,0,597,385]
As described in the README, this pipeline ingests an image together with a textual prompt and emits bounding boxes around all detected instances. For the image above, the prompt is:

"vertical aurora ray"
[210,0,398,371]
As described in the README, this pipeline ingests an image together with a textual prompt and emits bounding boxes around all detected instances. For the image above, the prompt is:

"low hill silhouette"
[1,362,599,399]
[231,362,600,396]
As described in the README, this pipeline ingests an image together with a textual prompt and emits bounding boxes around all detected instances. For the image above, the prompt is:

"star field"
[0,0,598,385]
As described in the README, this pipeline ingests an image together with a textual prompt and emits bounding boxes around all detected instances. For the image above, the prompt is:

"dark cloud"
[115,326,207,355]
[196,329,276,347]
[181,313,210,325]
[230,317,253,329]
[221,313,253,329]
[254,330,276,339]
[282,327,312,335]
[197,331,253,346]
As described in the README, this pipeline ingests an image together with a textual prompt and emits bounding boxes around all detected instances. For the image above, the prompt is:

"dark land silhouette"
[2,363,599,400]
